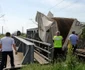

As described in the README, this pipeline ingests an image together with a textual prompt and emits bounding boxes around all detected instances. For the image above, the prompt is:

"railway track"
[76,49,85,58]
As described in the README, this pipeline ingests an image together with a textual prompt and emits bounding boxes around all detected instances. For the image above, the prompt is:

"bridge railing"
[13,36,34,64]
[25,38,53,62]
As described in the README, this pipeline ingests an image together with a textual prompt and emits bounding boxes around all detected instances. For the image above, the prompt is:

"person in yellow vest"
[53,31,63,61]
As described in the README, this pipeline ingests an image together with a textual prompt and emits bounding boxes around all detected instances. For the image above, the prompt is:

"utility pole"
[0,14,5,35]
[2,26,3,35]
[22,26,24,34]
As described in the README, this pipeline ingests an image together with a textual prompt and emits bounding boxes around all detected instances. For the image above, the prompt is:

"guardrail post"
[48,46,50,60]
[51,48,54,62]
[22,45,34,64]
[17,42,23,52]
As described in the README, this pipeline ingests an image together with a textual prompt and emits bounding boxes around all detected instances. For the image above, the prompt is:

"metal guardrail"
[25,38,53,62]
[13,36,34,64]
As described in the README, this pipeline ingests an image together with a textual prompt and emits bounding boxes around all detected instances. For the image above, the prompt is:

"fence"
[25,38,53,62]
[13,36,34,64]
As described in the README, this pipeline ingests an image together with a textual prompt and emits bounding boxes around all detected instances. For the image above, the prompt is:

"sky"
[0,0,85,34]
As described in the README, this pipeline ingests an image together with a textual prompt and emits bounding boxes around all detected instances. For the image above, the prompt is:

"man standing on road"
[68,31,78,53]
[0,32,17,70]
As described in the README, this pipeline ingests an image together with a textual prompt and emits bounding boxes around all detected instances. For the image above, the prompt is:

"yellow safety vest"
[53,36,63,48]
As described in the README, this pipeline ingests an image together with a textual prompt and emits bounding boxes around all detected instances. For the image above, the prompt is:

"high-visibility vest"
[53,36,63,48]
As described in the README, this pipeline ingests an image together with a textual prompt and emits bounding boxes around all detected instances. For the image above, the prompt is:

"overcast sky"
[0,0,85,34]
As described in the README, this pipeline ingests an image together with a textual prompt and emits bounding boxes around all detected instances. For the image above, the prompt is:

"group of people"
[0,32,17,70]
[0,30,79,69]
[53,31,78,60]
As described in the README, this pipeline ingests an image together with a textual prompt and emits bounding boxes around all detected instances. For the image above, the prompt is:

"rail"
[25,38,53,62]
[13,36,34,64]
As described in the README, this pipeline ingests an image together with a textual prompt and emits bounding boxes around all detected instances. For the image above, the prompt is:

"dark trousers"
[53,48,62,61]
[0,51,14,70]
[72,44,77,53]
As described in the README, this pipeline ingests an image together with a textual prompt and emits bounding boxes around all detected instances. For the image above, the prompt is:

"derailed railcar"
[35,11,83,50]
[26,12,84,62]
[26,28,41,40]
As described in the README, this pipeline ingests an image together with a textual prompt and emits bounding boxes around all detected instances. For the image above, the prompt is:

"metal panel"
[13,36,34,64]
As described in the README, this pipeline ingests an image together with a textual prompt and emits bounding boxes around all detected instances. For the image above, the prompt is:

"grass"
[20,33,26,38]
[0,34,5,38]
[20,42,85,70]
[20,62,85,70]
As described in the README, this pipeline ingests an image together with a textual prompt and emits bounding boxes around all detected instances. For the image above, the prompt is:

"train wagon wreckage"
[26,11,85,63]
[35,11,84,50]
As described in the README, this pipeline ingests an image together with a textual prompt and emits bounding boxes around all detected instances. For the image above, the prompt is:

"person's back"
[68,31,78,53]
[69,34,78,45]
[53,31,63,61]
[1,37,14,52]
[53,35,63,48]
[0,32,17,70]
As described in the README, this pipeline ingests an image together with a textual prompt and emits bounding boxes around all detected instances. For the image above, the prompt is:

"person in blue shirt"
[0,32,17,70]
[68,31,78,53]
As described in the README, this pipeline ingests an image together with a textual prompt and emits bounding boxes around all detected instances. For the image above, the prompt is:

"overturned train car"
[26,12,84,61]
[35,11,83,49]
[27,11,83,50]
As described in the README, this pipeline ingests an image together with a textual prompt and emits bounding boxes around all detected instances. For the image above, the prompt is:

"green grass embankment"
[0,34,5,38]
[20,44,85,70]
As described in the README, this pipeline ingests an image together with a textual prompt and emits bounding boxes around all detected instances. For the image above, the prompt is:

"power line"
[44,0,65,13]
[48,0,65,10]
[44,0,79,14]
[54,0,79,12]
